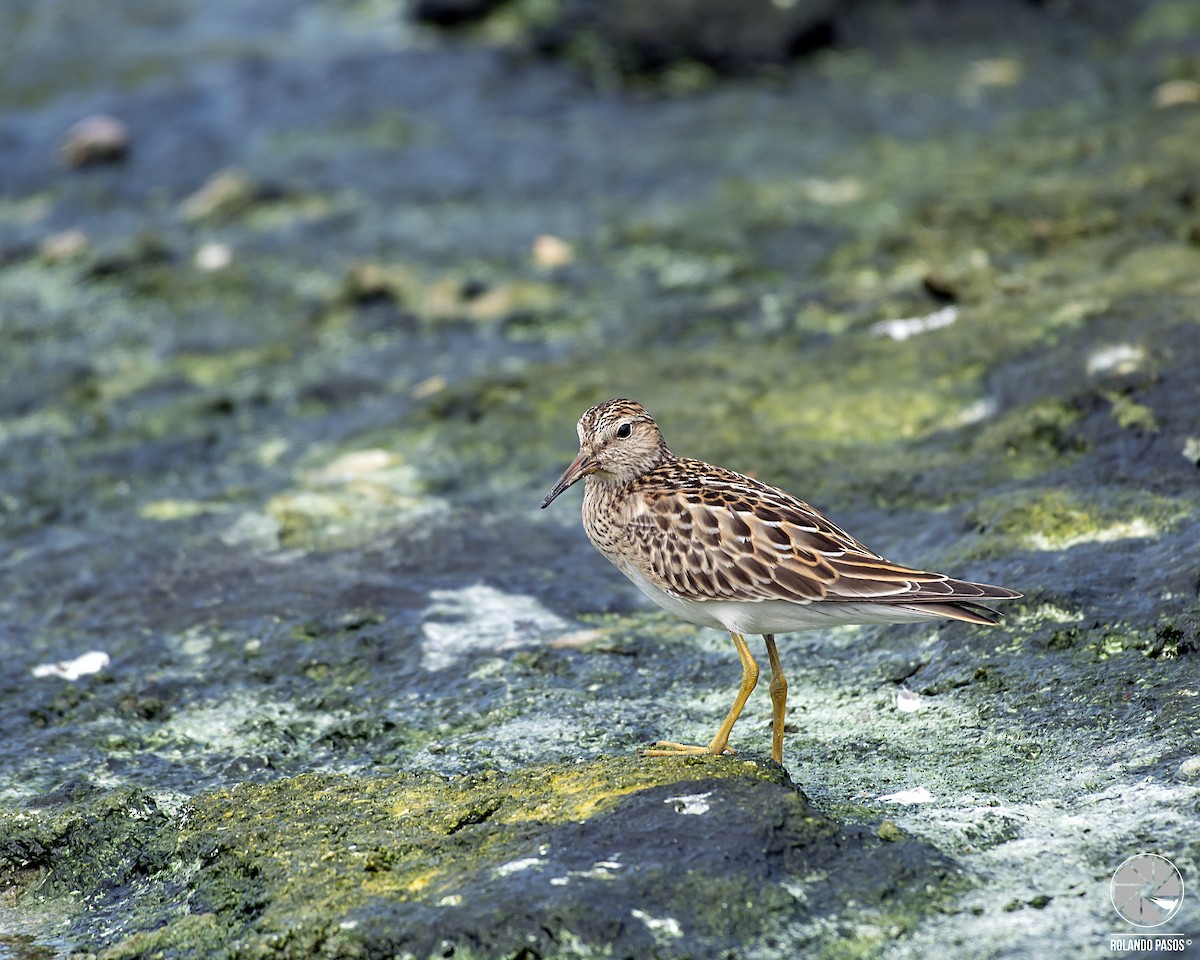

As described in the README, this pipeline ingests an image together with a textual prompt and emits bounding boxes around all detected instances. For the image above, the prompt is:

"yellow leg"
[763,633,787,764]
[645,631,759,757]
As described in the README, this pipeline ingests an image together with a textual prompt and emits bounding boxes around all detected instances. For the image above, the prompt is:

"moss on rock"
[1,758,961,959]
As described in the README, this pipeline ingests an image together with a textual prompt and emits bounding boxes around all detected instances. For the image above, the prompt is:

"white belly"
[616,561,940,635]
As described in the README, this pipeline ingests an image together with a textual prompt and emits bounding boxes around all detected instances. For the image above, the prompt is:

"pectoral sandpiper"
[540,398,1020,765]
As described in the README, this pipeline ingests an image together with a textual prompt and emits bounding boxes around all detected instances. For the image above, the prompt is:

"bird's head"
[540,398,669,508]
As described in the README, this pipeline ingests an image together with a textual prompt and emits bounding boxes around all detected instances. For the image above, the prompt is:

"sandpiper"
[540,398,1020,764]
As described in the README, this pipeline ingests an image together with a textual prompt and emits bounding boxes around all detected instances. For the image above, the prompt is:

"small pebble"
[182,168,258,221]
[61,115,130,167]
[344,262,396,302]
[1182,438,1200,468]
[194,242,233,271]
[532,234,574,268]
[1175,756,1200,781]
[412,375,447,399]
[1154,80,1200,108]
[40,228,90,262]
[964,58,1022,89]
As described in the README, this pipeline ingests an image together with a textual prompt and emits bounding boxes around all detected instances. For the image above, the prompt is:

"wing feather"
[623,459,1019,609]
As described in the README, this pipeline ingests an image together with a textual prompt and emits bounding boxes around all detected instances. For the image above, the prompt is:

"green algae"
[1092,620,1196,661]
[966,398,1087,478]
[964,487,1194,554]
[339,259,564,328]
[1102,389,1161,433]
[258,447,441,551]
[404,326,1064,531]
[388,91,1200,524]
[0,757,958,959]
[417,340,965,467]
[0,786,170,901]
[3,4,1200,958]
[1133,1,1200,45]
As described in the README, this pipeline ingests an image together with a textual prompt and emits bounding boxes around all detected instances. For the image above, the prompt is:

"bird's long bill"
[540,448,593,508]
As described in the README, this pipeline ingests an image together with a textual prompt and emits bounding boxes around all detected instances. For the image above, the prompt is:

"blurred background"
[2,0,1199,955]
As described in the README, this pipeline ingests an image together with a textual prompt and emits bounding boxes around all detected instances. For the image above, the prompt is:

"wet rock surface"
[39,759,951,960]
[2,0,1200,957]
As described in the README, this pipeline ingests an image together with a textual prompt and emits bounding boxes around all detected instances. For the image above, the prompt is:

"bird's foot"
[643,740,734,757]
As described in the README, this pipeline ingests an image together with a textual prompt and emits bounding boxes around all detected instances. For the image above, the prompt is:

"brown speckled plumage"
[541,398,1021,764]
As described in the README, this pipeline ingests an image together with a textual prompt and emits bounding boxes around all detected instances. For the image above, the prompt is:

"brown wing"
[625,459,1019,612]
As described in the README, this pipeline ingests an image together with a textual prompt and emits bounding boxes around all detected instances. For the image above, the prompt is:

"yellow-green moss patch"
[966,487,1194,552]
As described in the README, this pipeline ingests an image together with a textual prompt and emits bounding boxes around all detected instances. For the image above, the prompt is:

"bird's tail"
[893,600,1010,625]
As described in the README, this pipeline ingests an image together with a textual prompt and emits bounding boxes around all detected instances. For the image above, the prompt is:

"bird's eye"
[616,422,632,439]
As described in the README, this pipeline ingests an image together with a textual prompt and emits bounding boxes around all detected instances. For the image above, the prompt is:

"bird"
[540,398,1021,765]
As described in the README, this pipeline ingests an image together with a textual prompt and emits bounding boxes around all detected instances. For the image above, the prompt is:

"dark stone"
[341,773,958,959]
[411,0,511,28]
[533,0,839,77]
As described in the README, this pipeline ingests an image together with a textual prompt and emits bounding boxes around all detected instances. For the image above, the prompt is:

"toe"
[643,740,734,757]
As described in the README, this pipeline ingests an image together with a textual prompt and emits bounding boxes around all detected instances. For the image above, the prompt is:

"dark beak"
[540,448,594,508]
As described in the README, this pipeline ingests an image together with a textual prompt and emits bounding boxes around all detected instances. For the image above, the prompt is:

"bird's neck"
[583,448,674,505]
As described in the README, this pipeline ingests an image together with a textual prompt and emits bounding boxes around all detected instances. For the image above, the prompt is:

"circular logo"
[1111,853,1184,927]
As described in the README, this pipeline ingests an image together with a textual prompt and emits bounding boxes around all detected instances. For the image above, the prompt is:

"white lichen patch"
[150,695,342,758]
[194,242,233,271]
[631,909,684,941]
[140,499,234,521]
[961,57,1022,92]
[1024,516,1158,551]
[310,448,401,485]
[221,510,284,551]
[944,396,998,429]
[1182,436,1200,466]
[870,306,958,342]
[420,584,574,672]
[800,176,864,205]
[1086,342,1145,376]
[546,859,625,887]
[877,786,935,804]
[1016,603,1083,625]
[255,437,290,467]
[663,792,712,815]
[218,447,448,553]
[31,650,110,680]
[495,857,545,877]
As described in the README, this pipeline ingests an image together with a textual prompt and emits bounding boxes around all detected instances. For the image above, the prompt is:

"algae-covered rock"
[3,0,1200,957]
[0,759,958,958]
[531,0,837,83]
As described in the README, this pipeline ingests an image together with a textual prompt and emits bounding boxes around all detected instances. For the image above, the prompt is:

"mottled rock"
[533,0,837,78]
[2,3,1199,959]
[39,228,89,262]
[0,758,961,957]
[411,0,509,27]
[181,169,265,222]
[60,114,129,167]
